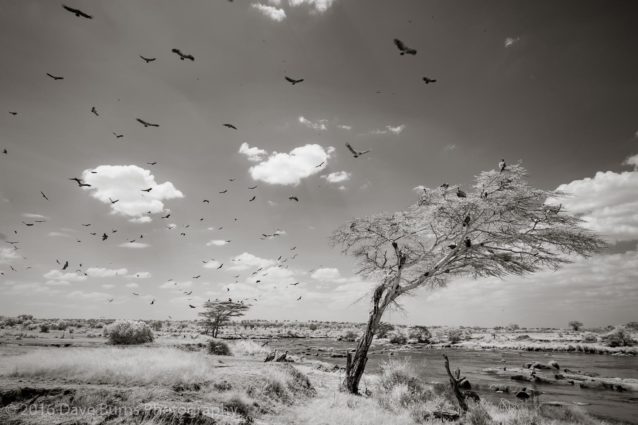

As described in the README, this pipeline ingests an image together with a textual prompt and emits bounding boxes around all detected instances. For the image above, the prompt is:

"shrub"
[207,339,231,355]
[388,331,408,345]
[340,330,359,342]
[106,320,154,345]
[626,321,638,331]
[466,402,494,425]
[568,320,584,331]
[408,326,431,343]
[601,326,635,347]
[308,323,318,331]
[447,329,463,344]
[506,323,520,331]
[376,322,395,338]
[150,320,163,331]
[39,324,50,333]
[581,332,598,343]
[377,359,432,410]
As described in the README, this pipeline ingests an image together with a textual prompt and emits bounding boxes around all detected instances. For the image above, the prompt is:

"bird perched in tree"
[69,177,91,187]
[464,237,472,248]
[393,38,417,55]
[46,73,64,80]
[456,188,467,198]
[288,196,299,202]
[223,123,237,130]
[463,215,471,227]
[140,55,156,63]
[448,244,457,250]
[90,106,99,116]
[285,76,304,85]
[171,48,194,61]
[136,118,159,127]
[422,77,437,84]
[62,5,92,19]
[346,142,370,158]
[499,159,507,173]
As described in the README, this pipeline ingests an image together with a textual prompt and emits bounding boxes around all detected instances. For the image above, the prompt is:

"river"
[267,338,638,424]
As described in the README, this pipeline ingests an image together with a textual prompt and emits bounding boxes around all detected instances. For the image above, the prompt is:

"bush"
[626,321,638,331]
[340,330,359,342]
[388,331,408,345]
[39,324,50,333]
[377,359,432,410]
[568,320,584,331]
[308,323,318,331]
[447,329,463,344]
[106,320,154,345]
[408,326,431,343]
[581,332,598,343]
[376,322,395,338]
[601,326,635,347]
[207,339,231,355]
[466,402,494,425]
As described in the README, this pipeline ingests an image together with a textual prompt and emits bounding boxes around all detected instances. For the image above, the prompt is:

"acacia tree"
[569,320,584,331]
[331,164,605,394]
[199,300,250,337]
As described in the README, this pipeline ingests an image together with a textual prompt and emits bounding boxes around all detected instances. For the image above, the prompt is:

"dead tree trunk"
[343,284,389,394]
[443,354,468,412]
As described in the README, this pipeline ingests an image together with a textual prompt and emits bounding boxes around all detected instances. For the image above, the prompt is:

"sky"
[1,0,637,328]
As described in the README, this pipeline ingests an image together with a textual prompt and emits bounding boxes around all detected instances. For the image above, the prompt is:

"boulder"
[548,360,560,370]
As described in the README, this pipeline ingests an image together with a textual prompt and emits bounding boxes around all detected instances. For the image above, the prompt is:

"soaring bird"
[136,118,159,127]
[46,73,64,80]
[171,48,195,61]
[296,296,302,301]
[112,132,124,139]
[346,142,370,158]
[102,233,108,241]
[90,106,99,116]
[223,123,237,130]
[189,304,196,308]
[249,196,256,202]
[248,185,258,189]
[499,159,507,173]
[288,196,299,202]
[108,197,119,204]
[62,5,92,19]
[456,188,467,198]
[217,263,224,269]
[314,161,325,168]
[219,189,228,194]
[161,213,170,219]
[69,177,91,187]
[141,187,153,192]
[147,161,157,165]
[291,282,300,286]
[107,298,114,303]
[2,148,7,154]
[393,38,417,55]
[9,111,17,116]
[40,191,49,200]
[193,275,201,279]
[285,76,304,85]
[140,55,156,63]
[423,77,437,84]
[62,261,69,270]
[150,299,155,305]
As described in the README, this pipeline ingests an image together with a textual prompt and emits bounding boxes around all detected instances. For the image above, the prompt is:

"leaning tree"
[199,300,250,338]
[331,164,605,394]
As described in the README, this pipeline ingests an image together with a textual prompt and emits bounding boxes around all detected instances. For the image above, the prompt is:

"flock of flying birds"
[2,4,442,316]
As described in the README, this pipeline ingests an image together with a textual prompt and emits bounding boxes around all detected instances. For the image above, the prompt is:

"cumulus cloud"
[48,232,71,238]
[228,252,276,271]
[0,247,20,264]
[203,260,223,269]
[238,142,268,162]
[550,160,638,242]
[623,153,638,169]
[252,3,287,21]
[67,290,111,300]
[246,144,334,185]
[118,242,150,249]
[298,116,328,131]
[81,165,183,223]
[127,271,151,279]
[125,282,139,289]
[338,125,352,131]
[371,124,405,135]
[505,37,520,47]
[288,0,336,13]
[86,267,127,278]
[43,270,87,286]
[321,171,351,184]
[443,144,457,151]
[22,213,48,220]
[311,267,342,281]
[207,240,229,247]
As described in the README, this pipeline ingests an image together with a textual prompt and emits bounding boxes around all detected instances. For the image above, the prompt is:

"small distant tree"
[568,320,583,331]
[331,164,605,394]
[199,300,250,338]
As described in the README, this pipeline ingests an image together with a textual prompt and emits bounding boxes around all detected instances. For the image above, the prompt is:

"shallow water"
[269,338,638,424]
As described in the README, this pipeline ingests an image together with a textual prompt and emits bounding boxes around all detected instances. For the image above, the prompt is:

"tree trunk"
[343,299,386,394]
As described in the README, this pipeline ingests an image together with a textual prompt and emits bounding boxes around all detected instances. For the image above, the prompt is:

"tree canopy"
[199,300,250,338]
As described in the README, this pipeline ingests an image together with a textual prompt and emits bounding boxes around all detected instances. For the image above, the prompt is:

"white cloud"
[203,260,223,269]
[551,160,638,242]
[0,247,19,264]
[228,252,276,271]
[22,213,48,220]
[252,3,287,21]
[67,290,111,300]
[86,267,127,278]
[101,284,115,289]
[443,144,457,151]
[386,124,405,135]
[338,125,352,131]
[239,142,268,162]
[298,116,328,131]
[118,242,150,249]
[321,171,351,184]
[127,271,151,279]
[43,270,87,283]
[505,37,520,48]
[207,240,229,247]
[247,144,334,186]
[125,282,139,289]
[311,267,342,281]
[288,0,336,13]
[623,153,638,169]
[48,232,71,238]
[81,165,183,223]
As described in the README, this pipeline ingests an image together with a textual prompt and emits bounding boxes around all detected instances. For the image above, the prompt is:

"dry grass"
[230,339,270,357]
